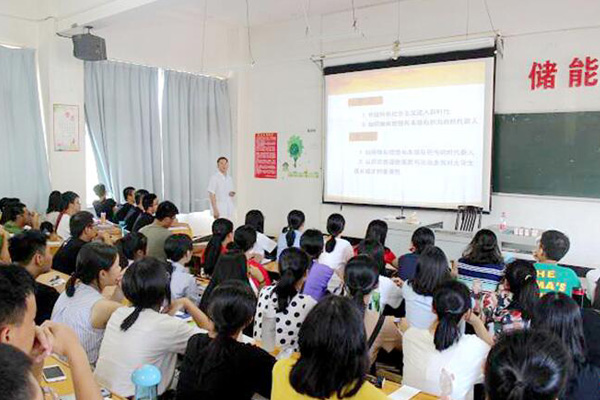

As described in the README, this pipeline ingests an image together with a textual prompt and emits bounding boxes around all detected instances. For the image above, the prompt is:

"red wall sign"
[255,132,277,179]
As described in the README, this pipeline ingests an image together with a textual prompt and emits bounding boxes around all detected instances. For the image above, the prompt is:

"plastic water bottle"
[131,364,161,400]
[499,212,508,232]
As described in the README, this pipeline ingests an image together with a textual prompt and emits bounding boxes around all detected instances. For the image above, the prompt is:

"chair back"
[454,206,482,232]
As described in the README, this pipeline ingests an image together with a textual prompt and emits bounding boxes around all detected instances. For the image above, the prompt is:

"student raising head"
[318,213,353,272]
[534,230,581,296]
[115,186,136,222]
[300,229,333,302]
[271,295,389,400]
[45,190,62,226]
[177,281,276,400]
[131,193,158,232]
[277,210,305,260]
[202,218,234,276]
[344,255,402,365]
[362,219,398,266]
[199,251,253,312]
[229,225,271,290]
[56,191,81,239]
[123,189,148,232]
[397,227,435,280]
[402,280,493,400]
[164,233,200,304]
[246,209,277,260]
[95,257,210,398]
[92,183,117,223]
[457,229,505,292]
[114,231,147,268]
[139,200,179,261]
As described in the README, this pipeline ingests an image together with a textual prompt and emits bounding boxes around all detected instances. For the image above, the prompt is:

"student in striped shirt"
[457,229,505,293]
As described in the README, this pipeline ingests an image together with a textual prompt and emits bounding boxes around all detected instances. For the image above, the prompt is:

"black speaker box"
[72,33,107,61]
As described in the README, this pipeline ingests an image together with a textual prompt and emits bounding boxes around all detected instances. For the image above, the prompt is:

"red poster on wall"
[255,132,277,179]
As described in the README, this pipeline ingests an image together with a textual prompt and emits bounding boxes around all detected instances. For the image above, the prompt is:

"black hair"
[114,232,147,267]
[134,189,149,206]
[462,229,504,265]
[70,211,94,238]
[217,156,229,163]
[229,225,257,252]
[594,277,600,311]
[532,292,587,374]
[485,330,570,400]
[365,219,388,246]
[0,198,20,224]
[432,280,471,351]
[60,191,79,212]
[540,230,570,261]
[164,234,193,263]
[142,193,158,212]
[0,265,35,329]
[274,247,310,312]
[410,227,435,254]
[65,242,119,297]
[283,210,305,247]
[5,203,26,223]
[8,230,47,265]
[123,186,135,201]
[39,221,55,237]
[245,209,265,233]
[155,201,178,220]
[300,229,324,260]
[356,239,386,276]
[411,246,452,296]
[325,213,345,253]
[0,343,35,400]
[290,296,370,398]
[120,257,171,331]
[504,260,539,320]
[93,183,107,198]
[202,218,234,276]
[199,251,250,312]
[46,190,62,214]
[344,255,379,315]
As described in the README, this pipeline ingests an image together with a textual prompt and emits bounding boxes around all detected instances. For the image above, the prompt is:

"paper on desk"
[388,385,421,400]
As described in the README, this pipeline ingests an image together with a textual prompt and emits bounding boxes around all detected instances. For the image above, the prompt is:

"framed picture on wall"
[53,104,80,151]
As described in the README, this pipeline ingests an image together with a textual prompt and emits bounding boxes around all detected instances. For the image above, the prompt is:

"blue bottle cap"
[131,365,161,387]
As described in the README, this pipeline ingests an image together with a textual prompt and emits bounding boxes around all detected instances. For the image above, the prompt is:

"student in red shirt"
[354,220,397,266]
[228,225,272,291]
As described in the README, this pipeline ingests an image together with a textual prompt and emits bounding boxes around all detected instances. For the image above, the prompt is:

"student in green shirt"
[534,230,581,296]
[2,203,39,235]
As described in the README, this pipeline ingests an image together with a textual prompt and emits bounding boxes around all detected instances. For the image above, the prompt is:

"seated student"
[271,295,389,400]
[45,190,62,226]
[51,242,124,365]
[345,255,402,365]
[246,209,277,259]
[229,225,271,290]
[9,230,59,324]
[165,234,200,304]
[132,193,158,232]
[115,186,135,222]
[139,201,178,261]
[532,293,600,400]
[0,343,45,400]
[583,279,600,368]
[397,227,435,280]
[254,247,316,355]
[277,209,305,260]
[301,229,334,302]
[0,197,20,224]
[202,218,234,276]
[534,230,580,296]
[114,232,147,268]
[177,281,276,400]
[56,191,81,239]
[457,229,505,292]
[359,219,398,267]
[92,184,117,223]
[318,213,353,271]
[480,260,539,335]
[399,246,452,329]
[95,258,210,398]
[356,239,403,311]
[124,189,148,232]
[3,202,39,234]
[0,224,10,263]
[39,221,60,242]
[52,211,111,275]
[199,251,254,311]
[485,330,570,400]
[402,280,493,400]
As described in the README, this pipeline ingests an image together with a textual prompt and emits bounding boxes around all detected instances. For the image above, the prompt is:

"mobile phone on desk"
[42,365,66,382]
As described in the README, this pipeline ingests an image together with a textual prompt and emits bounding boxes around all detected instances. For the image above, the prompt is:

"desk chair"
[454,206,482,232]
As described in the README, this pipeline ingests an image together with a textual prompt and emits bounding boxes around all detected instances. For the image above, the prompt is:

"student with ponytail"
[51,242,124,365]
[95,257,211,398]
[402,280,493,400]
[480,260,539,335]
[177,281,276,400]
[202,218,233,276]
[277,210,305,260]
[360,219,398,266]
[319,213,353,271]
[457,229,505,292]
[301,229,334,301]
[229,225,272,290]
[246,209,277,259]
[254,247,316,354]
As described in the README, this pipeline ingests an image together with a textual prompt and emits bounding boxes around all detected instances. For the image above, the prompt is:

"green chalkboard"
[493,112,600,198]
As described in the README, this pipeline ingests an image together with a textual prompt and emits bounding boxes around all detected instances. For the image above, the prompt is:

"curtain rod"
[107,57,228,80]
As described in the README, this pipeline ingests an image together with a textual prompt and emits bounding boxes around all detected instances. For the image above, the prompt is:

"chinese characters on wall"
[529,56,598,90]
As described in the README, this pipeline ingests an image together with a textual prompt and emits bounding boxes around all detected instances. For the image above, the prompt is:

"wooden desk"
[37,270,70,293]
[382,381,438,399]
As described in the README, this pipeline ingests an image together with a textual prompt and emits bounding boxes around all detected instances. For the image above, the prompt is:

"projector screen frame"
[322,47,497,213]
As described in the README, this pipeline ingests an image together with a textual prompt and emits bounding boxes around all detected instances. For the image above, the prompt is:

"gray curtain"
[0,46,51,211]
[84,61,162,202]
[162,71,232,213]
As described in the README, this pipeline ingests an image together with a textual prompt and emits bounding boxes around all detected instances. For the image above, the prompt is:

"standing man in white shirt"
[207,157,235,220]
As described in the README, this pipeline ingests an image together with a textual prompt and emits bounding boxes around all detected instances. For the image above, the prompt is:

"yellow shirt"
[272,357,388,400]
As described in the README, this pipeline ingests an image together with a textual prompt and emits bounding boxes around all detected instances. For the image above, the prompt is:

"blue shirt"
[398,253,419,281]
[276,229,301,260]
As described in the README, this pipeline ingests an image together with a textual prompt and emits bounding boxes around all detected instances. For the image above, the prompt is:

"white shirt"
[318,237,353,271]
[403,327,490,400]
[56,213,71,239]
[207,171,235,219]
[94,307,200,397]
[169,262,201,305]
[276,229,302,260]
[379,276,403,309]
[402,282,436,329]
[251,232,277,257]
[45,211,59,226]
[587,268,600,303]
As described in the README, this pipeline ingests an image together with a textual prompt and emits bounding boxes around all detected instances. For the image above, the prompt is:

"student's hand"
[31,212,40,229]
[249,253,264,263]
[392,277,404,287]
[0,225,8,239]
[165,298,189,316]
[40,321,81,359]
[472,279,482,295]
[213,210,220,219]
[99,231,113,245]
[450,260,458,278]
[30,325,53,363]
[467,310,484,328]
